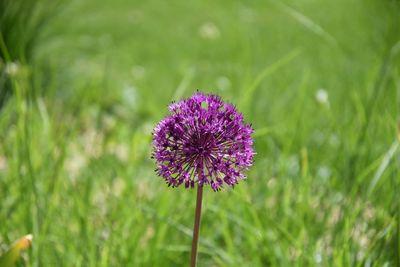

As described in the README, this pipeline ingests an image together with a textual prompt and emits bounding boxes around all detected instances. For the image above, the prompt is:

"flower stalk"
[190,185,203,267]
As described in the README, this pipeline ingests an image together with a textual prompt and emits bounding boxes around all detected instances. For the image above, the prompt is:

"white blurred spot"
[216,76,231,91]
[315,89,329,106]
[65,151,87,180]
[101,229,110,241]
[25,234,33,241]
[316,165,331,181]
[314,252,322,263]
[122,85,138,107]
[5,62,20,76]
[199,22,220,40]
[82,128,103,157]
[363,207,375,221]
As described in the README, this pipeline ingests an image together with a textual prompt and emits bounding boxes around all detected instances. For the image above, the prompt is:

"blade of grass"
[367,140,399,195]
[270,0,338,47]
[239,49,301,111]
[349,40,400,181]
[172,67,195,101]
[0,234,33,267]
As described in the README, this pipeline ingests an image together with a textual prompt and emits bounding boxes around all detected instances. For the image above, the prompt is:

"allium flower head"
[152,92,254,191]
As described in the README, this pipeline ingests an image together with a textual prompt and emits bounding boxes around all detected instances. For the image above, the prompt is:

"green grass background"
[1,0,400,266]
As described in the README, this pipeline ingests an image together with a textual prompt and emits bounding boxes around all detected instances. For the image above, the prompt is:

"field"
[1,0,400,266]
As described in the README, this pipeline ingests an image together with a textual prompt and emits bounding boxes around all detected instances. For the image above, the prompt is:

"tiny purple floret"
[152,92,254,191]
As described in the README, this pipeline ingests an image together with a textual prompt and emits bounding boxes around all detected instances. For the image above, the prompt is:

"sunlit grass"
[1,0,400,266]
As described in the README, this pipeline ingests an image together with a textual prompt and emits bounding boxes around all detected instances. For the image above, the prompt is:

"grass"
[1,0,400,266]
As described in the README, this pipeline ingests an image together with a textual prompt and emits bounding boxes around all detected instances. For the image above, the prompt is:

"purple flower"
[152,92,254,191]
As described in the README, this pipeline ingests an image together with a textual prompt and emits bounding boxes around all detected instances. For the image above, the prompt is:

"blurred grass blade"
[367,141,399,195]
[240,49,300,111]
[0,234,33,267]
[270,0,338,47]
[172,67,195,100]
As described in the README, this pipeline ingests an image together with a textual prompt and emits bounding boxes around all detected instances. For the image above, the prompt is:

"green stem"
[190,185,203,267]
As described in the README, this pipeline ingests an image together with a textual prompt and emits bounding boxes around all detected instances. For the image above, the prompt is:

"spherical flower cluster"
[152,92,254,191]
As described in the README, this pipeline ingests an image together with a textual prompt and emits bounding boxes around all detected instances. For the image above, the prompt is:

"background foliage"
[1,0,400,266]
